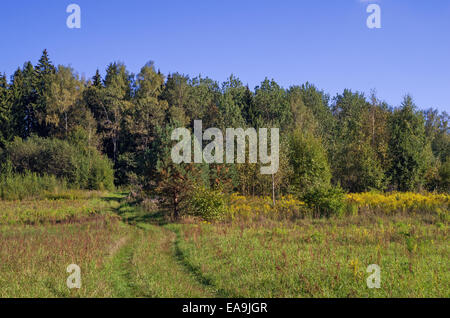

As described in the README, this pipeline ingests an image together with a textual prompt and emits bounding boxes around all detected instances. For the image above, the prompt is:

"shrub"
[88,154,115,191]
[190,186,227,221]
[0,171,66,200]
[346,191,449,215]
[227,193,309,221]
[302,185,346,217]
[438,160,450,193]
[1,136,114,191]
[289,131,332,194]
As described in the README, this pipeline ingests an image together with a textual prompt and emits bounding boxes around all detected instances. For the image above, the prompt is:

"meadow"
[0,191,448,298]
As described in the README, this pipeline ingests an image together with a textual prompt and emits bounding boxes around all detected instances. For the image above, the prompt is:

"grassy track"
[107,197,216,297]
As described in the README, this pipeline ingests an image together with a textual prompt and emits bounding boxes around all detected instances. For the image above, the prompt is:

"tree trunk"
[65,112,68,136]
[173,192,179,219]
[272,173,276,206]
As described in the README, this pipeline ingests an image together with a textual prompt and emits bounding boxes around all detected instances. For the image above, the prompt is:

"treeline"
[0,50,448,211]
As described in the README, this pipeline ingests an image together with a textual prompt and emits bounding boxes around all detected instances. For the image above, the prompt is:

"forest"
[0,49,449,216]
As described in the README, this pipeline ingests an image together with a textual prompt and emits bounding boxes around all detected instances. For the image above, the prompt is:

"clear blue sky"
[1,0,449,112]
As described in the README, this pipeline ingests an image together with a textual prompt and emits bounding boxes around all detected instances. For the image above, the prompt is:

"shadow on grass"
[100,192,128,202]
[102,193,169,226]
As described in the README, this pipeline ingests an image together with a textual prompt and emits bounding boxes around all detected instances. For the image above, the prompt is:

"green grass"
[0,193,215,297]
[0,172,66,201]
[172,216,449,297]
[0,191,448,298]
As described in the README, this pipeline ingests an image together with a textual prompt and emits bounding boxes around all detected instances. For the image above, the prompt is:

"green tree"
[101,62,133,165]
[331,90,385,192]
[252,78,291,130]
[44,65,86,137]
[287,86,319,135]
[387,96,432,191]
[149,123,205,218]
[424,109,449,164]
[34,49,56,136]
[218,75,246,129]
[187,76,220,128]
[289,130,331,195]
[161,73,190,126]
[438,160,450,192]
[10,63,38,138]
[92,69,102,87]
[299,83,334,144]
[121,62,169,184]
[0,74,11,147]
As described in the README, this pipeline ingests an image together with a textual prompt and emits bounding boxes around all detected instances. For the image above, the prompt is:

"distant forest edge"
[0,50,448,215]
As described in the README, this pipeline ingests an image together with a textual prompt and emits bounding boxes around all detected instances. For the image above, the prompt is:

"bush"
[438,160,450,193]
[227,193,310,221]
[1,136,114,191]
[302,185,346,217]
[346,191,449,215]
[289,131,332,195]
[190,186,227,221]
[0,171,66,200]
[88,154,115,191]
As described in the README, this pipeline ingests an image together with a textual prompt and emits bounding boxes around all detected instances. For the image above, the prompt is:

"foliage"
[331,90,386,192]
[438,160,450,192]
[302,185,346,217]
[227,193,308,221]
[0,50,449,199]
[347,192,449,217]
[150,124,207,218]
[189,186,227,221]
[0,171,65,201]
[387,96,431,191]
[289,130,331,194]
[1,136,114,191]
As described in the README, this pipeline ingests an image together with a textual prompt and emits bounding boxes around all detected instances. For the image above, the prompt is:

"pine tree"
[218,75,246,129]
[161,73,190,126]
[36,49,56,76]
[10,63,39,138]
[387,96,432,191]
[149,124,204,218]
[92,69,102,87]
[35,49,56,136]
[0,73,11,147]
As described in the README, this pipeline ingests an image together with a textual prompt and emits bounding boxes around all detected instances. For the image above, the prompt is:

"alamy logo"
[66,264,81,289]
[171,120,279,175]
[366,4,381,29]
[66,4,81,29]
[366,264,381,288]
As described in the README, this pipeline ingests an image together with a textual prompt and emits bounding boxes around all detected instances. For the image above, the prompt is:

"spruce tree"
[387,96,431,191]
[0,74,11,147]
[92,69,102,87]
[35,49,56,136]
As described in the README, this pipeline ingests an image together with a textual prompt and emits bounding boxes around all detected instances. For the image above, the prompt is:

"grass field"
[0,191,448,298]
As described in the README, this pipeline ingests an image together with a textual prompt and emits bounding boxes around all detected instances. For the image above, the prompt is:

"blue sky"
[1,0,449,112]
